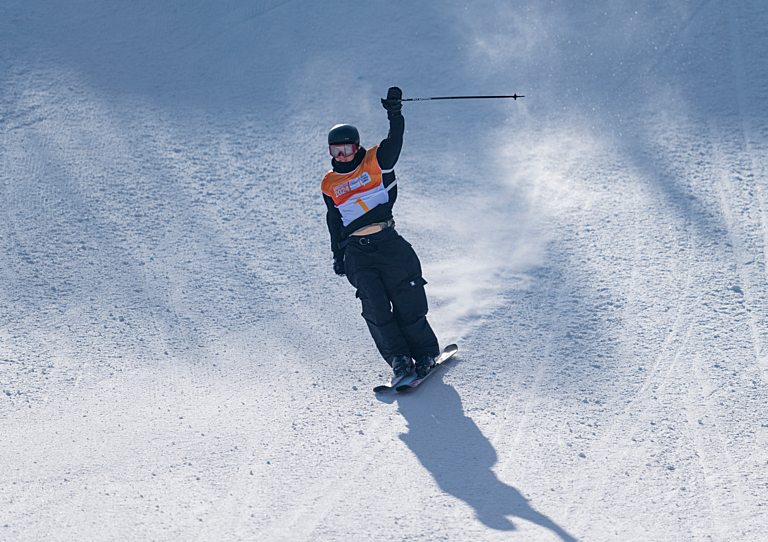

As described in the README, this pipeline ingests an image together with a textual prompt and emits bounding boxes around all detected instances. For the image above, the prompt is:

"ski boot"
[414,354,435,379]
[392,355,413,379]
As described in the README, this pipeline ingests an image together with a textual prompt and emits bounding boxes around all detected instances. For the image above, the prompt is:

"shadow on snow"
[396,376,577,541]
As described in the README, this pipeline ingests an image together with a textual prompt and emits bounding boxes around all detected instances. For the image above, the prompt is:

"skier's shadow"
[396,374,578,541]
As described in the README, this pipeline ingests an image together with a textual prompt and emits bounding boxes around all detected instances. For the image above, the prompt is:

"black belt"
[338,227,396,249]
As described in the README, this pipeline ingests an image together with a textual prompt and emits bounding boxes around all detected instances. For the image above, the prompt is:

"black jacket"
[323,112,404,260]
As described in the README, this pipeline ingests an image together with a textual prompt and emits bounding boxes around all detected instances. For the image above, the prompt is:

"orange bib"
[321,146,394,227]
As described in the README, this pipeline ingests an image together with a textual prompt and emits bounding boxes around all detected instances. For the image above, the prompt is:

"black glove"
[381,86,403,114]
[333,257,345,276]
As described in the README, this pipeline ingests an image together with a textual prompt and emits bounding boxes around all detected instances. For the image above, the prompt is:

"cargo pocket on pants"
[394,276,429,325]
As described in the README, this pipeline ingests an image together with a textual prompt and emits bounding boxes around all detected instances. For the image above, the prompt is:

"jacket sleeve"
[376,112,404,171]
[324,194,345,260]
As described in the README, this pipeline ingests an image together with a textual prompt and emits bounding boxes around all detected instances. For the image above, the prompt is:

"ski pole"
[400,94,524,102]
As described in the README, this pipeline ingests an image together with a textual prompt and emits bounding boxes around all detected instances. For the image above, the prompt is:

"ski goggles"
[329,143,358,158]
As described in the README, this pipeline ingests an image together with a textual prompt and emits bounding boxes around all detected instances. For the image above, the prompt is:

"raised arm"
[377,86,404,171]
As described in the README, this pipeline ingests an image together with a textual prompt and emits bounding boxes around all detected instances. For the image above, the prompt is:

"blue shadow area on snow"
[396,375,578,541]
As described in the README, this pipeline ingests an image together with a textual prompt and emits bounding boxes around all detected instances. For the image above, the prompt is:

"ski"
[373,371,415,394]
[396,344,458,393]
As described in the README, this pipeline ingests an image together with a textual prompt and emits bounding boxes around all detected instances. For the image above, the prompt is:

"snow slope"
[2,1,767,540]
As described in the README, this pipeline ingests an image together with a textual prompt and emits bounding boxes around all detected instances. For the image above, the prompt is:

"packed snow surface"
[2,1,768,540]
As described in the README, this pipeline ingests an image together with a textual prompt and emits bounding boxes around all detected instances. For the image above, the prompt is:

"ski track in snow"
[2,1,768,541]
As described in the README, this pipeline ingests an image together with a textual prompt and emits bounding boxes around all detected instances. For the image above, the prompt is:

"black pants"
[344,231,440,366]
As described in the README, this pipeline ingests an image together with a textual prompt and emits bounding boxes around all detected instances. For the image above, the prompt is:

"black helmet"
[328,124,360,146]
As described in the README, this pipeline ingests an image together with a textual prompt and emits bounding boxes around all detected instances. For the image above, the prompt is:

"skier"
[321,86,440,381]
